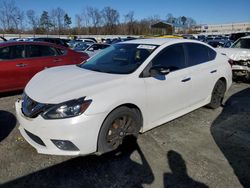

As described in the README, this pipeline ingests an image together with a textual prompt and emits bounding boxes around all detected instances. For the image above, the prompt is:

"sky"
[14,0,250,25]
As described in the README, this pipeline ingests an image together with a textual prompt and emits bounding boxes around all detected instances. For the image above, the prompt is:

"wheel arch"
[218,77,227,88]
[96,103,144,153]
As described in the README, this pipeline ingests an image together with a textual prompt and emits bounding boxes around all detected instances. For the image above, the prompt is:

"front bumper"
[232,65,250,79]
[15,100,106,156]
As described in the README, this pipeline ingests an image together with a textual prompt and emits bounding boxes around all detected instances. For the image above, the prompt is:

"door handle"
[181,77,191,82]
[53,59,62,63]
[16,63,27,67]
[210,70,217,73]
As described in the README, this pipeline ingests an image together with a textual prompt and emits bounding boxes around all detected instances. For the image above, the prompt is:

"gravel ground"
[0,82,249,188]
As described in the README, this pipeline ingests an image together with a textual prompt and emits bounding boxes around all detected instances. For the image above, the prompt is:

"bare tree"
[0,0,21,33]
[85,6,102,34]
[102,7,120,34]
[124,11,135,35]
[26,9,39,34]
[50,7,65,34]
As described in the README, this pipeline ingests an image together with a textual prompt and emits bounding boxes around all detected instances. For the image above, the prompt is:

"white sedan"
[16,38,232,156]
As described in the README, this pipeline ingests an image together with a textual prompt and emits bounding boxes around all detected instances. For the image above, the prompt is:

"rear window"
[185,43,216,67]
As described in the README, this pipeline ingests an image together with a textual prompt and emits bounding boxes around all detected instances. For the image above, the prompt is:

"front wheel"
[207,80,226,109]
[97,107,142,154]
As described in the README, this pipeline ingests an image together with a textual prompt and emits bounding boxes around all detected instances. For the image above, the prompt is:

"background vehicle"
[74,43,110,57]
[16,39,232,156]
[0,41,89,92]
[207,39,232,48]
[73,42,92,52]
[0,36,7,43]
[218,36,250,81]
[84,43,110,57]
[32,37,69,47]
[78,38,96,43]
[229,32,250,42]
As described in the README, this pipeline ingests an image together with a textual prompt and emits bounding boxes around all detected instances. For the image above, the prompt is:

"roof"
[121,38,183,45]
[151,22,173,29]
[0,41,67,49]
[242,35,250,39]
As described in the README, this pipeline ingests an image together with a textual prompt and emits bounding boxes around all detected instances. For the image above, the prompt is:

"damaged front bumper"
[232,60,250,80]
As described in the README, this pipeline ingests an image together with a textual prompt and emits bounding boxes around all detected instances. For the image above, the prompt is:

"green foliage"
[64,13,72,28]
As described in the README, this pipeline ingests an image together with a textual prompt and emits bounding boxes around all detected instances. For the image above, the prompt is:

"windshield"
[74,43,91,51]
[231,38,250,49]
[79,43,158,74]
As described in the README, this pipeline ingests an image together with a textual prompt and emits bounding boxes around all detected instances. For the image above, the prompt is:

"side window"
[40,46,58,56]
[185,43,212,66]
[27,45,41,58]
[27,45,58,58]
[208,47,217,60]
[152,44,185,71]
[0,45,25,60]
[0,46,11,60]
[56,48,67,55]
[11,45,25,59]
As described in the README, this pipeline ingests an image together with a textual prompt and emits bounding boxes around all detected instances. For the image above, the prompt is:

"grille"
[25,129,46,146]
[22,94,47,118]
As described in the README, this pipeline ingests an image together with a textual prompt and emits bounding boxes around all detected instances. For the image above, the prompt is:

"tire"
[97,106,142,154]
[207,80,226,109]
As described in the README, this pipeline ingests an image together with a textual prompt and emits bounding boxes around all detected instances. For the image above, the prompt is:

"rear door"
[0,44,29,92]
[184,43,219,105]
[24,44,67,80]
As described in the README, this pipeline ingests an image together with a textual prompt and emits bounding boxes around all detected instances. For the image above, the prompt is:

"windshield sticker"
[137,45,156,50]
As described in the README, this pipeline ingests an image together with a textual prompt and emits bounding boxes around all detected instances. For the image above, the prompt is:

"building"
[200,22,250,34]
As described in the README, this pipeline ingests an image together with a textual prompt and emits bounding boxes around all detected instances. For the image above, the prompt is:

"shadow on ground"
[1,137,154,188]
[164,150,208,188]
[0,110,16,142]
[0,90,22,98]
[211,87,250,187]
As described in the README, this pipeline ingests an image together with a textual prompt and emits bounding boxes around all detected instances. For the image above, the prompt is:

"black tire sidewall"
[97,106,141,153]
[208,80,226,109]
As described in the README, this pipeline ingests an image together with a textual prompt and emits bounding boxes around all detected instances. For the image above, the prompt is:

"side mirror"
[149,66,170,77]
[88,47,94,52]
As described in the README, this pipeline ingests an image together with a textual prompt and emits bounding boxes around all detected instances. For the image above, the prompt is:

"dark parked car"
[0,36,7,43]
[0,41,89,92]
[33,37,69,47]
[207,39,232,48]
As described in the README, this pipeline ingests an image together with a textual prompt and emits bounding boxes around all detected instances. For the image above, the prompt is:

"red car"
[0,41,89,92]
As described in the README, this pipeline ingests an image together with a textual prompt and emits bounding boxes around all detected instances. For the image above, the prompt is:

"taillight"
[228,59,234,67]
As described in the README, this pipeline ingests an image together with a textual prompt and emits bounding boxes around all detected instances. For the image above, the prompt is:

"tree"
[0,0,23,33]
[102,7,120,34]
[124,11,135,35]
[40,11,52,34]
[166,13,176,24]
[26,9,39,34]
[50,7,65,34]
[85,6,102,34]
[64,13,72,29]
[181,16,187,25]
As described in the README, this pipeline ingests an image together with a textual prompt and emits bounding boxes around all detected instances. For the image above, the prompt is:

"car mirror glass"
[149,66,170,77]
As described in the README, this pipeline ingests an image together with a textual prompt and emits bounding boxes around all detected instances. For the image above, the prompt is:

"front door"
[143,44,192,130]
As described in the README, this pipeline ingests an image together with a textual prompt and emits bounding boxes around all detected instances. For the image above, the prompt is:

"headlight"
[42,97,92,119]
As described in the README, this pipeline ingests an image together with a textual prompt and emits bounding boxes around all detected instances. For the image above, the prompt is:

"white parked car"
[218,36,250,81]
[74,43,110,57]
[16,39,232,156]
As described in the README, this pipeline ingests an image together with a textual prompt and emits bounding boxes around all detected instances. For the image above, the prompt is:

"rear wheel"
[207,80,226,109]
[98,107,142,154]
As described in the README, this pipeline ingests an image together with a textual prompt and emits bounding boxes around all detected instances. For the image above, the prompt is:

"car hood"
[25,65,125,104]
[217,48,250,61]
